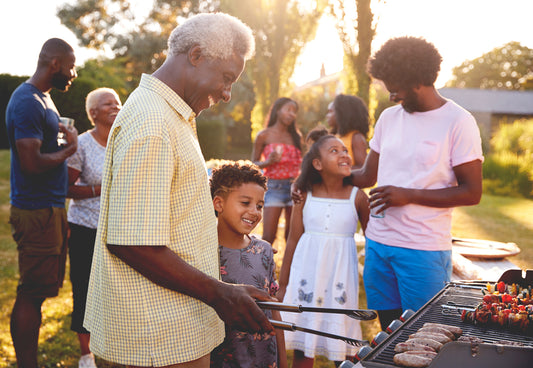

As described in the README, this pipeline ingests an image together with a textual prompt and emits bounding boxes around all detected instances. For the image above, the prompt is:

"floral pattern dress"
[211,236,279,368]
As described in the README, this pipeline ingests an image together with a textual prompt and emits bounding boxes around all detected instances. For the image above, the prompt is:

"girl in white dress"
[277,129,369,367]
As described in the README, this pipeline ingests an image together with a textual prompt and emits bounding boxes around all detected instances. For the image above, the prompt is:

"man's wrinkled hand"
[212,283,276,334]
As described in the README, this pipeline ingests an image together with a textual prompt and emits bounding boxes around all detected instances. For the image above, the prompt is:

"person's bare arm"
[276,193,306,302]
[349,149,379,189]
[66,167,101,199]
[355,189,370,234]
[107,244,276,334]
[251,130,280,169]
[368,159,483,211]
[351,133,368,169]
[16,123,78,174]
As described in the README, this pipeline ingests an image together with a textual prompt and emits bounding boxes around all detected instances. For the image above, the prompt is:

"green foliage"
[78,57,137,98]
[446,41,533,90]
[291,85,331,140]
[329,0,377,106]
[483,119,533,198]
[58,0,323,147]
[198,72,256,157]
[491,118,533,157]
[197,119,227,160]
[483,154,532,198]
[57,0,179,78]
[223,0,326,135]
[0,74,28,149]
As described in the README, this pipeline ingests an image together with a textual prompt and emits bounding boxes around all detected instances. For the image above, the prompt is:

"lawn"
[0,148,532,368]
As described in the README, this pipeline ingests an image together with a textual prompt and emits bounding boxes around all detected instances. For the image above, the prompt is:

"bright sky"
[2,0,533,89]
[294,0,533,87]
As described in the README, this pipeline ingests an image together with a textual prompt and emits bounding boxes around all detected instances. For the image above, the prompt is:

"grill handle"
[257,301,377,320]
[270,319,369,347]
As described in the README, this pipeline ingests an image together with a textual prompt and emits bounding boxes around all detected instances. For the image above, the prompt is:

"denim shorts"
[363,238,452,312]
[264,178,294,207]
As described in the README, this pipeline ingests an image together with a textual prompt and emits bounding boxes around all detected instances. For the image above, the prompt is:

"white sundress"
[281,187,362,361]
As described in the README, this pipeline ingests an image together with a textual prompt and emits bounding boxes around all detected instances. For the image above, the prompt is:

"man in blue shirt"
[5,38,78,368]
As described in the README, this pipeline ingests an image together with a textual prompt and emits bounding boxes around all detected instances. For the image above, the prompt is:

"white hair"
[168,13,255,60]
[85,88,120,125]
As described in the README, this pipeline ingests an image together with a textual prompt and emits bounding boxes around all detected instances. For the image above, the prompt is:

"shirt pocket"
[415,140,440,168]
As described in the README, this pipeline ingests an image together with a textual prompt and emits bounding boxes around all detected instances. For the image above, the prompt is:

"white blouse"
[67,131,105,229]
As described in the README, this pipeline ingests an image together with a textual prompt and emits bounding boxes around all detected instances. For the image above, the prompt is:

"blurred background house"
[439,88,533,149]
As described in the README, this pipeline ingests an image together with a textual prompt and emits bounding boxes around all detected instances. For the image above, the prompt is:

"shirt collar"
[138,73,197,129]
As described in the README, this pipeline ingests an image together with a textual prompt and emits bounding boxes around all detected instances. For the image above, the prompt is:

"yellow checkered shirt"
[84,74,224,366]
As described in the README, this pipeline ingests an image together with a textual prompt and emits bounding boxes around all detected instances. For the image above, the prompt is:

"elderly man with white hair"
[84,13,276,368]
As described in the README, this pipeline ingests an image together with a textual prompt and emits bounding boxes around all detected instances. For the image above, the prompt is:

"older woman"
[66,87,121,368]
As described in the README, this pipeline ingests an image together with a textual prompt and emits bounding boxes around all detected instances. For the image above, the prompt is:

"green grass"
[1,148,533,368]
[451,194,533,271]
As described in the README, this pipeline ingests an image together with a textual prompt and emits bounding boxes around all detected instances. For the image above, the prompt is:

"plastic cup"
[57,117,75,145]
[370,201,385,218]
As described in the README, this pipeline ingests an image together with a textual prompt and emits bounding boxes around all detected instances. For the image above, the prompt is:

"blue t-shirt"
[5,82,68,209]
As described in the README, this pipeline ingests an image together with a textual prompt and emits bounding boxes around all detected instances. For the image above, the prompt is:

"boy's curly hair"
[210,160,267,199]
[368,36,442,88]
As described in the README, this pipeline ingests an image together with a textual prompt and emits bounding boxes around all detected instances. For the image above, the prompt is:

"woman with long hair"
[252,97,303,250]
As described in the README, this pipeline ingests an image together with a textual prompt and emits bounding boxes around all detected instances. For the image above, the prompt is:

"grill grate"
[361,282,533,368]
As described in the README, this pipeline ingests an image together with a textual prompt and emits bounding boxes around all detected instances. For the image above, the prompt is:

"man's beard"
[401,90,419,113]
[51,72,70,91]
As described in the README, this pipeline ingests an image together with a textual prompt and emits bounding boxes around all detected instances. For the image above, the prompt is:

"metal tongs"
[256,301,377,320]
[445,280,489,290]
[269,319,369,347]
[441,301,477,316]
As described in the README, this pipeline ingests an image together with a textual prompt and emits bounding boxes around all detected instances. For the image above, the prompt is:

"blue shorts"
[264,178,293,207]
[363,238,452,312]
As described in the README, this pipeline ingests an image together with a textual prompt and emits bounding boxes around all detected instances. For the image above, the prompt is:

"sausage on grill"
[394,341,436,353]
[422,322,463,337]
[405,337,443,351]
[408,332,452,344]
[393,352,434,367]
[402,351,438,359]
[417,326,455,340]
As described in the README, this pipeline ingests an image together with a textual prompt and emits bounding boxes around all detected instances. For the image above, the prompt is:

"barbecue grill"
[359,269,533,368]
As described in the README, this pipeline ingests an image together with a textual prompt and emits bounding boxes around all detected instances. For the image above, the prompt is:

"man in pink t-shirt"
[350,37,483,330]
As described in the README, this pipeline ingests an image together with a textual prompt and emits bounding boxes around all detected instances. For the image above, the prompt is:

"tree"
[446,42,533,90]
[328,0,379,106]
[78,57,138,97]
[221,0,326,137]
[58,0,324,150]
[57,0,203,78]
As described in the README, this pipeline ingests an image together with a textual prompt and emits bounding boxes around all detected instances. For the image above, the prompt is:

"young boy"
[210,160,287,368]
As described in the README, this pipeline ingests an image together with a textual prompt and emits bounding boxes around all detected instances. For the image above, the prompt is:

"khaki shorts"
[9,206,69,298]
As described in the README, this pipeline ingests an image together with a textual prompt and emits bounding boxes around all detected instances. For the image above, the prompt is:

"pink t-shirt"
[366,100,484,251]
